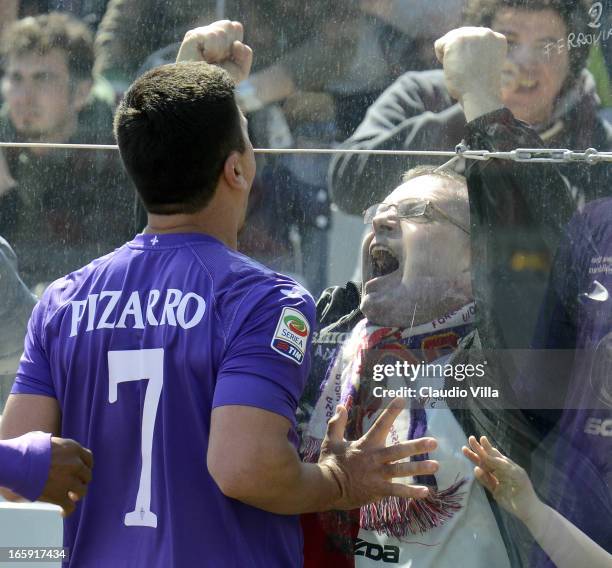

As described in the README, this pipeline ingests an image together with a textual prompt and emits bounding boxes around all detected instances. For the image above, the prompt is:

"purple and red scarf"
[301,303,476,540]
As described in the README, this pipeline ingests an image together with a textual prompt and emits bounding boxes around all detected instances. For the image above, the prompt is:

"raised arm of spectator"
[176,14,359,117]
[434,27,576,352]
[328,68,463,215]
[176,20,252,84]
[329,27,506,216]
[463,436,612,568]
[434,26,575,249]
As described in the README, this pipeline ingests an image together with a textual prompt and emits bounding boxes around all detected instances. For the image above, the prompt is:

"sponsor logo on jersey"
[284,314,308,337]
[584,416,612,437]
[354,539,400,563]
[271,307,310,364]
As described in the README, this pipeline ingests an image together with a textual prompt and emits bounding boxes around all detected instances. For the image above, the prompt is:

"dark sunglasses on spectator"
[362,199,470,234]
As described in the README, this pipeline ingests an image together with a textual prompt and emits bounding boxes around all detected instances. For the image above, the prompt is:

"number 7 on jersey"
[108,348,164,528]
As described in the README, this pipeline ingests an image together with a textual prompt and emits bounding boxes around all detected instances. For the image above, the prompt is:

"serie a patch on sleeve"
[271,307,310,364]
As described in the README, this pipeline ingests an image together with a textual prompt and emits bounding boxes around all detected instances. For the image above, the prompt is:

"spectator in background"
[0,2,19,38]
[326,0,610,357]
[0,12,133,290]
[94,0,219,91]
[95,1,369,102]
[237,1,464,139]
[235,1,464,294]
[432,24,611,563]
[0,236,35,404]
[330,0,612,215]
[17,1,109,28]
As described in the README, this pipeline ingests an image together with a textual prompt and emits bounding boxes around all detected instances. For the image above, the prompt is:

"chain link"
[455,144,612,164]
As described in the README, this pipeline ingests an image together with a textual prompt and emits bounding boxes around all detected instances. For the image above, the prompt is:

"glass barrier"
[0,1,610,567]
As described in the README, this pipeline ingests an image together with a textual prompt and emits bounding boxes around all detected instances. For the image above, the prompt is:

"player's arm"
[0,392,92,516]
[1,393,61,439]
[211,277,436,515]
[208,399,438,515]
[0,394,60,499]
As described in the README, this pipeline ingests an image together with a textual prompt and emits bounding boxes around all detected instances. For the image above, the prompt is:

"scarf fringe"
[301,435,467,540]
[301,435,322,463]
[360,478,468,539]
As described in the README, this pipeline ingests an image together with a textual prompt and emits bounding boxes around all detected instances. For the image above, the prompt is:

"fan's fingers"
[480,436,504,458]
[462,445,481,466]
[386,482,430,500]
[474,466,498,493]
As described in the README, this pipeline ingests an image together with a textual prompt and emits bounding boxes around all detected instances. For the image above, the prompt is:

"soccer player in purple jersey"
[0,21,439,567]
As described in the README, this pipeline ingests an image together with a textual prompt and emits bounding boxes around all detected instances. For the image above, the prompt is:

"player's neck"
[143,185,244,249]
[144,211,238,250]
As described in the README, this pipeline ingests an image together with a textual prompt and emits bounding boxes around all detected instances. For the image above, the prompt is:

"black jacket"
[330,69,612,215]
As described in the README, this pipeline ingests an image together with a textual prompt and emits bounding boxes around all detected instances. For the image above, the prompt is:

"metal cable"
[0,141,611,163]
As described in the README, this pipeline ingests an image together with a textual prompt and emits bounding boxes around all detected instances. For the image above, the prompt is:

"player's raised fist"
[176,20,253,84]
[434,27,507,104]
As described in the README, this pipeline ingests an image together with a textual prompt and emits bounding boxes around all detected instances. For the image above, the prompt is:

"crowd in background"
[0,0,473,296]
[0,2,610,564]
[0,1,610,295]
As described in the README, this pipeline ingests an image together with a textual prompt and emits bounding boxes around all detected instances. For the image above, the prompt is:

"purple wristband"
[0,432,52,501]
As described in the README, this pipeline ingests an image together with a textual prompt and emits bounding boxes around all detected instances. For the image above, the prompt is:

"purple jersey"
[12,232,315,567]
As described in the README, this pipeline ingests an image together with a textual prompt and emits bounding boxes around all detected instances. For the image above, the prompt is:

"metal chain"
[454,144,612,164]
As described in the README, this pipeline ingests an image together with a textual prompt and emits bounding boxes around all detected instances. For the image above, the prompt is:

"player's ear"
[223,151,248,191]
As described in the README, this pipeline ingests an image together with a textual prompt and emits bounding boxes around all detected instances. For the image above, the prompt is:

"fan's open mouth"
[370,245,400,278]
[516,77,538,92]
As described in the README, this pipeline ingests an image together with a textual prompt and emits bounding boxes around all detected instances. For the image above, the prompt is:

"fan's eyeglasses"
[362,199,470,235]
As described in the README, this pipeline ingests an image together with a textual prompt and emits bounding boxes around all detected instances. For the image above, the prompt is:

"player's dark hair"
[114,62,246,215]
[0,12,94,81]
[464,0,589,81]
